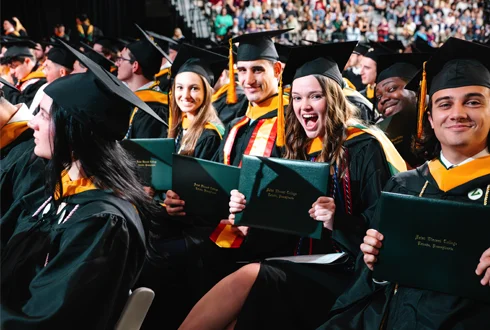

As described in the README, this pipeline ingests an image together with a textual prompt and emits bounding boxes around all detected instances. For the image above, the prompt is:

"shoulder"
[384,164,428,194]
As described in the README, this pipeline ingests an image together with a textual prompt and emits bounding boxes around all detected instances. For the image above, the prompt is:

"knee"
[231,263,261,288]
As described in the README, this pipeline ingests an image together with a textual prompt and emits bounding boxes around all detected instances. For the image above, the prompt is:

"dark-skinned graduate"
[319,37,490,330]
[375,52,432,168]
[0,40,166,330]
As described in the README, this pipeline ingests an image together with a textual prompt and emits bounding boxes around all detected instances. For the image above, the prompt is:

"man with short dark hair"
[116,31,168,139]
[0,41,46,107]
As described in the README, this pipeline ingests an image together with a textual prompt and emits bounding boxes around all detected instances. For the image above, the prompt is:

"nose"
[183,87,192,99]
[449,102,468,121]
[27,116,38,130]
[243,70,255,86]
[378,93,389,107]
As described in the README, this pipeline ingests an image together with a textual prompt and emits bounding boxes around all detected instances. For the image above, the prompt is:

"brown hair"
[169,73,222,156]
[284,75,362,172]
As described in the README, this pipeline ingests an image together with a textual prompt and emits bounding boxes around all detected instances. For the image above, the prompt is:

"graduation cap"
[46,44,77,70]
[411,38,437,54]
[364,41,400,62]
[134,24,173,64]
[0,39,37,64]
[274,43,295,63]
[92,37,122,54]
[232,29,292,62]
[80,42,115,71]
[168,43,228,130]
[282,41,357,87]
[353,42,370,55]
[44,39,167,141]
[376,53,432,84]
[279,41,357,147]
[405,37,490,139]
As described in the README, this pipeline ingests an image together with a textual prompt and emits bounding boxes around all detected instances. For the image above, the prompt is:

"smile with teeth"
[303,114,319,129]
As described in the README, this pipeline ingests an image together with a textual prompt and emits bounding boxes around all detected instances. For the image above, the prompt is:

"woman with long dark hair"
[0,46,159,330]
[179,42,407,330]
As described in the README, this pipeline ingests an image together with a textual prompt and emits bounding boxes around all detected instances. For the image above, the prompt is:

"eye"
[311,94,323,100]
[176,85,183,90]
[237,68,246,73]
[292,96,301,102]
[466,100,481,106]
[388,86,396,93]
[437,103,451,109]
[191,86,200,91]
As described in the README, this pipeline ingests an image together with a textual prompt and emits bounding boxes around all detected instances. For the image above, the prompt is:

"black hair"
[46,101,158,221]
[126,49,154,81]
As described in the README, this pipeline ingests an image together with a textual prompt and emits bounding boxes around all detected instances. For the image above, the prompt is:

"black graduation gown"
[319,162,490,330]
[0,140,46,248]
[234,133,394,330]
[175,127,222,161]
[212,85,249,126]
[343,84,375,124]
[3,78,47,108]
[127,101,169,139]
[213,109,282,166]
[1,189,146,330]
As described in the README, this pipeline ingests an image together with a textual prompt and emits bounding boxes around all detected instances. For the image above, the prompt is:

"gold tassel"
[226,38,237,104]
[417,61,427,140]
[276,73,285,147]
[168,89,173,136]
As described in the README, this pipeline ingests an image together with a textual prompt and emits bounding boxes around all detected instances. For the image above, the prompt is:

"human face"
[291,75,327,139]
[43,59,62,83]
[174,71,205,118]
[116,48,134,81]
[360,57,377,85]
[376,77,416,118]
[429,86,490,155]
[34,44,45,61]
[237,59,279,105]
[28,94,55,159]
[3,20,14,32]
[71,60,87,74]
[9,59,31,81]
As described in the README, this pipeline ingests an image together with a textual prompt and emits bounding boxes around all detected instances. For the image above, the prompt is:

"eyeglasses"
[116,56,133,63]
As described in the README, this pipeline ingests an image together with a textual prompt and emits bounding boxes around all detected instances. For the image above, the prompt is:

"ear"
[427,111,434,129]
[60,67,67,77]
[273,61,283,79]
[132,60,141,74]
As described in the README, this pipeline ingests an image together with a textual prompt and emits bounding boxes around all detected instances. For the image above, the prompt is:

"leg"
[178,263,261,330]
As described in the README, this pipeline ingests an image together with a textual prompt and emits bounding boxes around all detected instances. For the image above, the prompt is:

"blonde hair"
[169,73,222,156]
[284,75,362,172]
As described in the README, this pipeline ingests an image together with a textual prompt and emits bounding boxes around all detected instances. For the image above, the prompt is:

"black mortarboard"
[232,29,292,62]
[406,37,490,96]
[134,24,172,64]
[405,37,490,139]
[146,30,179,55]
[170,43,228,86]
[274,43,295,63]
[44,40,166,141]
[80,42,115,71]
[282,41,357,87]
[353,42,370,55]
[376,53,432,84]
[364,41,398,62]
[0,39,36,64]
[411,38,437,54]
[46,45,77,70]
[93,37,122,54]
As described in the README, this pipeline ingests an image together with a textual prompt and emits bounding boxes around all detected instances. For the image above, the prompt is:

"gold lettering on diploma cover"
[193,183,218,195]
[265,188,298,200]
[414,234,458,251]
[136,160,157,167]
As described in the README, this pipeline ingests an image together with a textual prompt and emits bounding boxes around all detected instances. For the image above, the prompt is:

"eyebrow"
[434,92,486,104]
[380,79,398,88]
[291,90,323,95]
[236,65,266,71]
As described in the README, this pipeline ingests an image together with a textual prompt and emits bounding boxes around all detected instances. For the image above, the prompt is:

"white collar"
[8,103,33,124]
[440,148,490,168]
[136,81,155,91]
[161,62,171,70]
